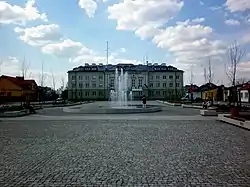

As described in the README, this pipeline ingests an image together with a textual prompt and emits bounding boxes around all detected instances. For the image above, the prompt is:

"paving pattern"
[1,118,250,186]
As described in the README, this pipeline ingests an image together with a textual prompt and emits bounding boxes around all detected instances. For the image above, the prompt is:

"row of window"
[149,83,180,88]
[72,75,180,81]
[74,82,180,88]
[76,83,104,88]
[149,90,182,97]
[77,91,104,97]
[72,75,103,80]
[151,75,180,80]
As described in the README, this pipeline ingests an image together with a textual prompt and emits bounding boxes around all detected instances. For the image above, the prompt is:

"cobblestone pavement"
[1,119,250,186]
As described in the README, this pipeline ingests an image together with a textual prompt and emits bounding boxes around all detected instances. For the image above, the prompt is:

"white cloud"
[225,0,250,12]
[209,6,222,11]
[108,0,184,31]
[78,0,108,17]
[238,61,250,74]
[41,39,94,60]
[119,48,126,53]
[192,17,205,23]
[176,18,205,26]
[151,23,227,85]
[0,0,47,25]
[14,24,62,46]
[78,0,97,18]
[225,19,240,25]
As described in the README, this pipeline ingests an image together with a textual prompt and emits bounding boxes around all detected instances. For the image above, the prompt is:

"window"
[132,79,135,87]
[110,79,114,87]
[139,91,142,96]
[176,83,180,87]
[99,84,103,88]
[150,83,153,87]
[169,75,173,79]
[163,83,166,87]
[156,76,160,80]
[151,76,153,80]
[92,76,96,80]
[85,76,89,80]
[85,92,89,96]
[85,83,89,88]
[99,75,103,80]
[72,83,76,88]
[79,92,82,97]
[92,83,96,88]
[151,91,154,96]
[169,83,173,87]
[156,83,160,87]
[163,75,166,79]
[245,92,249,99]
[163,91,166,96]
[72,75,76,80]
[79,83,83,88]
[79,76,82,80]
[176,75,180,79]
[156,91,160,96]
[92,91,96,96]
[138,79,142,88]
[241,92,243,99]
[99,92,103,96]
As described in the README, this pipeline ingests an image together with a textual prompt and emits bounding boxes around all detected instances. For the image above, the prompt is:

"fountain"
[110,68,129,108]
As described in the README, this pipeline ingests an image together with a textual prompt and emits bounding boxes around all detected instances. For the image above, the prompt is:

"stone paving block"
[1,119,250,186]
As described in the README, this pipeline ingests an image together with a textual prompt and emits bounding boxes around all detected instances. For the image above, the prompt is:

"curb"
[182,104,203,109]
[0,109,30,118]
[156,100,181,106]
[218,114,250,130]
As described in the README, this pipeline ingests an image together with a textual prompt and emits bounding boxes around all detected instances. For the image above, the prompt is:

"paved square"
[1,118,250,186]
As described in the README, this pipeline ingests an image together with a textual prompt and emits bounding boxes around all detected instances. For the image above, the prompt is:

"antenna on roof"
[105,41,109,66]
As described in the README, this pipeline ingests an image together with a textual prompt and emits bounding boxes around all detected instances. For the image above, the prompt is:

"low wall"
[64,104,162,114]
[0,109,29,117]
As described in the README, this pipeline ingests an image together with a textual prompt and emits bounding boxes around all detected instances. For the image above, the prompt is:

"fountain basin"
[63,104,162,114]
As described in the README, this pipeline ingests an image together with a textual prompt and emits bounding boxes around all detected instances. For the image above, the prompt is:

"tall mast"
[106,41,109,65]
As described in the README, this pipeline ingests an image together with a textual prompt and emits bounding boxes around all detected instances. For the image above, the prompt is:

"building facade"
[67,63,184,100]
[0,75,38,103]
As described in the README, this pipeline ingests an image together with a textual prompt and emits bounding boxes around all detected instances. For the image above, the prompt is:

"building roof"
[240,83,250,91]
[68,63,184,73]
[0,75,37,90]
[198,83,217,92]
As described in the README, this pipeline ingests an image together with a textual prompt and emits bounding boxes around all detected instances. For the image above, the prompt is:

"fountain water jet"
[110,68,129,108]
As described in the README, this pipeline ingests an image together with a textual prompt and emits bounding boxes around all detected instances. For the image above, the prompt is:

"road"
[1,102,250,186]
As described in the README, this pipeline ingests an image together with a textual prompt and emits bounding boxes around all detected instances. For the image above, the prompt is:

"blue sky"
[0,0,250,88]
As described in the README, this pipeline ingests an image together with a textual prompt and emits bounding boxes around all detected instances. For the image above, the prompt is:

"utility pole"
[106,41,109,65]
[104,41,109,100]
[41,60,44,87]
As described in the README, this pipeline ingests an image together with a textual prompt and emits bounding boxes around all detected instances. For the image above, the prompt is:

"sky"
[0,0,250,89]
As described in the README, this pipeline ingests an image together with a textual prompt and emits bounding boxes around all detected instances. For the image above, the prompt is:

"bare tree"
[203,67,207,83]
[20,56,31,78]
[207,58,213,83]
[225,40,245,86]
[189,65,194,85]
[39,60,46,87]
[51,71,56,91]
[236,77,248,85]
[60,76,65,90]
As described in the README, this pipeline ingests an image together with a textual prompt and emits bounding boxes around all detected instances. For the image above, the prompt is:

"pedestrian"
[142,95,147,108]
